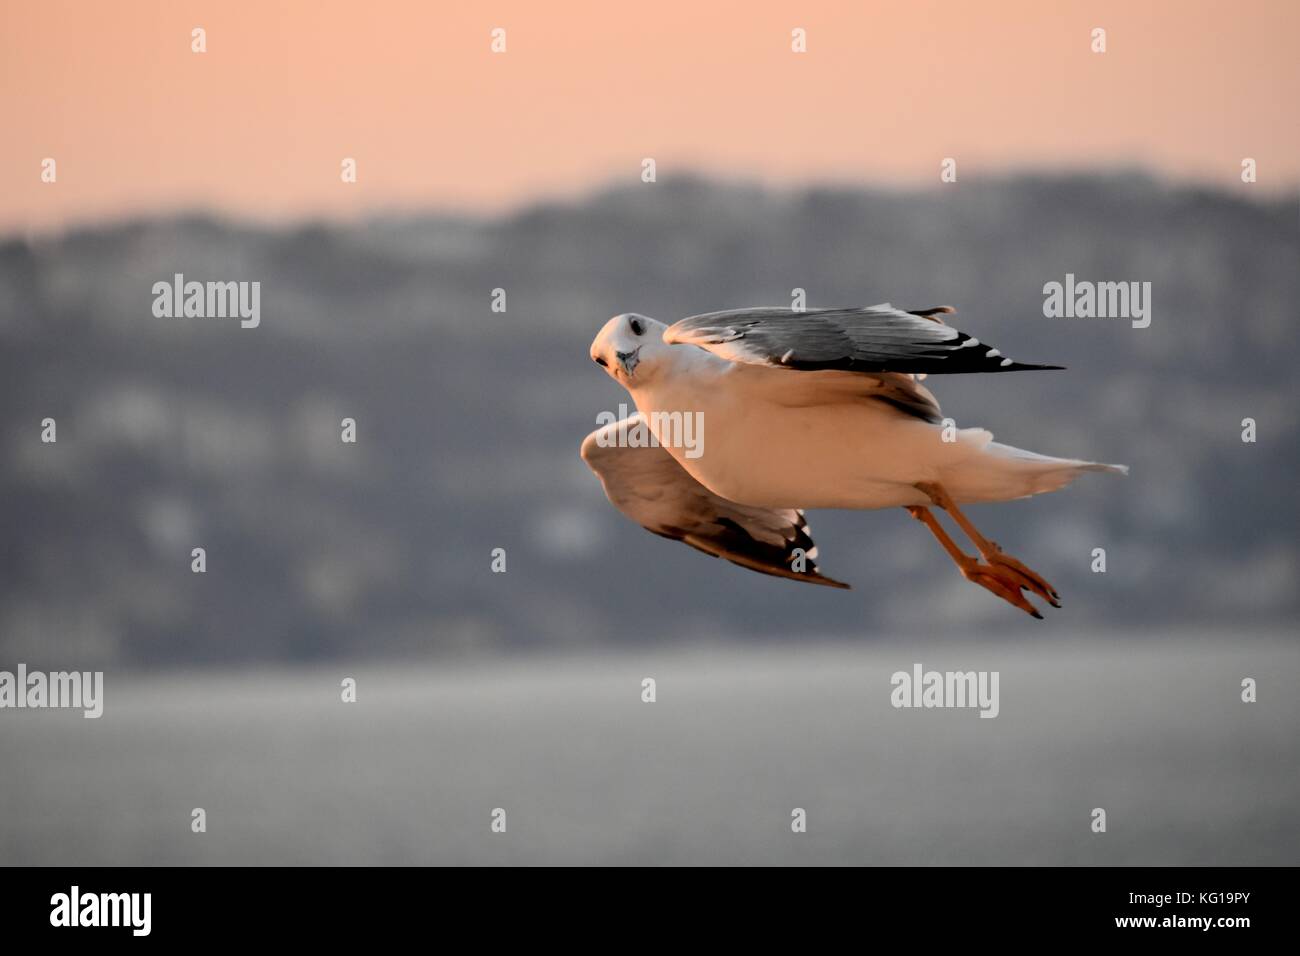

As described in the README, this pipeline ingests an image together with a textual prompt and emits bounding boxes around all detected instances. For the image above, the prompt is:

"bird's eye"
[629,318,644,336]
[594,356,608,367]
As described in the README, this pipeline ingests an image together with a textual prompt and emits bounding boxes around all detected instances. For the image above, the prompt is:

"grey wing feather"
[580,416,848,589]
[663,304,1063,375]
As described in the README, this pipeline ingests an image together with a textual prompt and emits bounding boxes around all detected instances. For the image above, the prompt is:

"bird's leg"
[904,506,972,566]
[905,505,1048,619]
[912,482,1061,610]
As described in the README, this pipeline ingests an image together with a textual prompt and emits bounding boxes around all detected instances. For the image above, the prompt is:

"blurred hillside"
[1,174,1296,668]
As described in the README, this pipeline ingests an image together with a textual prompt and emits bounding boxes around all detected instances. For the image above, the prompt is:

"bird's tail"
[942,429,1128,502]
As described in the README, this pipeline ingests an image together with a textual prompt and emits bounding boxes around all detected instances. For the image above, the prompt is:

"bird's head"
[590,312,669,385]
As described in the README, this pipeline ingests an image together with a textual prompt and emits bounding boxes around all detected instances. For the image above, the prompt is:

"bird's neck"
[626,345,727,414]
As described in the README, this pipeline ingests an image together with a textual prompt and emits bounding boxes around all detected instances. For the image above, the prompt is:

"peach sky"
[2,0,1296,233]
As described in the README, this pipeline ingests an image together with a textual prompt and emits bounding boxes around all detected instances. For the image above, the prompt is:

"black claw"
[1030,609,1044,620]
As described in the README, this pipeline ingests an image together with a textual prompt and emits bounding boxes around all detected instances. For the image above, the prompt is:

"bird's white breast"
[628,349,954,510]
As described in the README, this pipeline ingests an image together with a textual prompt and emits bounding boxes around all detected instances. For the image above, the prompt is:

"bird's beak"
[616,347,641,377]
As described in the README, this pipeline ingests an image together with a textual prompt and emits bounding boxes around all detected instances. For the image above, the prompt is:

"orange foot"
[982,540,1061,610]
[958,553,1057,620]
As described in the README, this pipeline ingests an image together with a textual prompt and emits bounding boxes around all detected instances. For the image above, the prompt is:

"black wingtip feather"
[1005,362,1066,372]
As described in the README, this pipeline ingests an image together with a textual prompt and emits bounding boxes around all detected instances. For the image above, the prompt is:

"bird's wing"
[663,304,1063,375]
[580,415,849,589]
[732,365,946,424]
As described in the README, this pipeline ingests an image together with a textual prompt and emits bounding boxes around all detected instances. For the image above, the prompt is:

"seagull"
[580,305,1128,619]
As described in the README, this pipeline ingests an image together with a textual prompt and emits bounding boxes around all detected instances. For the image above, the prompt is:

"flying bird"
[581,305,1127,619]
